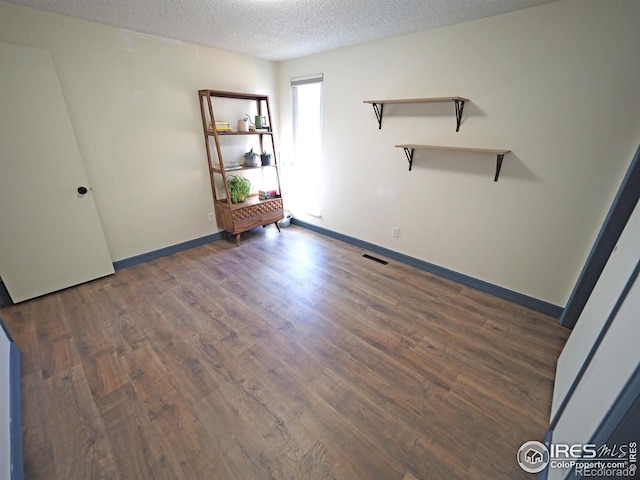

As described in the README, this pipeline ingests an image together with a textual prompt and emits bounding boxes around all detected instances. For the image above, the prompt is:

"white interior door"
[0,42,114,303]
[551,200,640,420]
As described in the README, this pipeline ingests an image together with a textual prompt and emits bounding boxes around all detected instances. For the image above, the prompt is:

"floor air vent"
[362,254,388,265]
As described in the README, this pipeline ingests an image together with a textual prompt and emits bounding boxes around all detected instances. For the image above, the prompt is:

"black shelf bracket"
[494,154,505,182]
[371,103,384,129]
[454,99,465,132]
[402,147,415,171]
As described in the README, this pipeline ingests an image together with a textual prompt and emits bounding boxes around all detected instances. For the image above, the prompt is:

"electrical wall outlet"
[392,227,400,238]
[208,212,215,222]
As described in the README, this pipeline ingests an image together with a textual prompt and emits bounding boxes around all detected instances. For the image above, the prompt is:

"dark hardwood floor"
[1,224,570,479]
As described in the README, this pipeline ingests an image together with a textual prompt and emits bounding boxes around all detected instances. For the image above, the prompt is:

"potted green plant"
[226,175,251,203]
[244,147,261,167]
[260,151,273,166]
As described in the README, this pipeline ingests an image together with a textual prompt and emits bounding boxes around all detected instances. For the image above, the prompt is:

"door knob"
[77,186,88,195]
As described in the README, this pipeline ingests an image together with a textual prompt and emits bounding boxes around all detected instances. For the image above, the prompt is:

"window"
[291,73,323,216]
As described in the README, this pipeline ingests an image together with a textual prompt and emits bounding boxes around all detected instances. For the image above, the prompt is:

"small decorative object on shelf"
[248,114,268,130]
[261,151,273,166]
[214,121,232,132]
[244,148,261,167]
[259,189,278,200]
[224,162,242,170]
[198,89,283,245]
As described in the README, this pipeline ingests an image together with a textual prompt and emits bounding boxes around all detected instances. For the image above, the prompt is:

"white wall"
[1,0,639,307]
[277,0,640,306]
[0,1,278,261]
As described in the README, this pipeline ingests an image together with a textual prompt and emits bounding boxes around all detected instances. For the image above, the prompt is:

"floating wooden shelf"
[395,144,510,181]
[363,97,468,131]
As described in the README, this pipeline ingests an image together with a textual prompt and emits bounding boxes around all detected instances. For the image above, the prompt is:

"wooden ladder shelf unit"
[199,89,283,245]
[363,97,468,131]
[396,144,510,181]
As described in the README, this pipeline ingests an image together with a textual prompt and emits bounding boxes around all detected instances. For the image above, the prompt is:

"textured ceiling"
[7,0,560,61]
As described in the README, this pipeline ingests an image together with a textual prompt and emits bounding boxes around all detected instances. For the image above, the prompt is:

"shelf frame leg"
[494,154,505,182]
[402,148,415,171]
[371,103,384,129]
[454,99,465,132]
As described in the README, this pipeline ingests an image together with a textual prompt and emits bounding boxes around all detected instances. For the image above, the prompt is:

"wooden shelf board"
[199,89,269,101]
[363,96,468,105]
[206,131,272,136]
[212,165,278,174]
[396,144,509,155]
[364,96,468,131]
[396,144,509,180]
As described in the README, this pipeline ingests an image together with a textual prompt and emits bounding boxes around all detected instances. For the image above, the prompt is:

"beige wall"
[0,1,277,261]
[1,0,639,307]
[277,0,640,306]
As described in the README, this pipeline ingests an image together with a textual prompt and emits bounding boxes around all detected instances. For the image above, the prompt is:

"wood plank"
[363,96,468,104]
[20,370,55,479]
[80,349,128,399]
[190,351,320,479]
[396,144,510,155]
[3,301,40,375]
[120,345,235,478]
[96,384,179,479]
[43,364,119,479]
[312,369,465,478]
